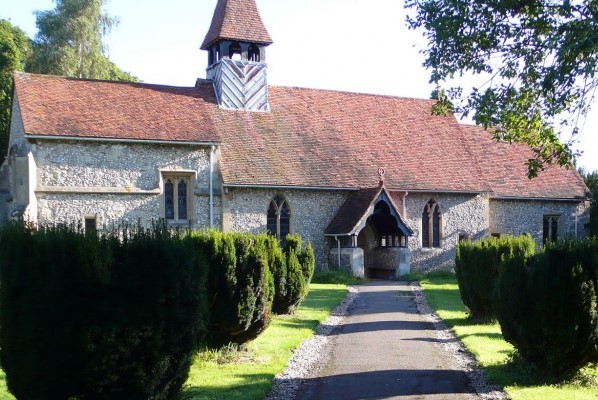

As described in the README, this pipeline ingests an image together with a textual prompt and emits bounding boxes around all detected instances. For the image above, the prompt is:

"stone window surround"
[266,194,293,240]
[422,198,443,249]
[83,213,99,232]
[159,169,197,224]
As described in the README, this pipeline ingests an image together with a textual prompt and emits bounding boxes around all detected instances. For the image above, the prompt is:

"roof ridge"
[270,84,438,102]
[14,72,209,91]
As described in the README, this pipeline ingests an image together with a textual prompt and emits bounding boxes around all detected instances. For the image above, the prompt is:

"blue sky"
[2,0,597,172]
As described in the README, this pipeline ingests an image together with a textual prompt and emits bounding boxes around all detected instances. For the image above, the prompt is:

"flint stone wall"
[33,140,215,228]
[404,192,489,271]
[489,199,589,246]
[223,187,350,268]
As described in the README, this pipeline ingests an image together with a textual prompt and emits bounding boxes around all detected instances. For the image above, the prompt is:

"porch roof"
[325,186,413,237]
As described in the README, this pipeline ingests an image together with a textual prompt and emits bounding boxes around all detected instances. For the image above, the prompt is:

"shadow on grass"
[181,373,274,400]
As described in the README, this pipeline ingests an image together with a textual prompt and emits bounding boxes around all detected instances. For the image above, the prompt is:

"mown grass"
[182,283,349,400]
[420,273,598,400]
[0,370,13,400]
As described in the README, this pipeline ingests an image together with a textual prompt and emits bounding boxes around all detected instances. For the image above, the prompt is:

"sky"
[2,0,597,172]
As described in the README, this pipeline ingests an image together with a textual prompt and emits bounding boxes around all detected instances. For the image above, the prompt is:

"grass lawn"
[420,273,598,400]
[182,282,349,400]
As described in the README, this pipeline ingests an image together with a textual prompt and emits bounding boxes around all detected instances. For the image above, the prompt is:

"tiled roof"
[461,124,589,199]
[325,186,413,236]
[13,73,221,144]
[325,187,382,235]
[14,73,586,199]
[217,85,491,192]
[201,0,273,49]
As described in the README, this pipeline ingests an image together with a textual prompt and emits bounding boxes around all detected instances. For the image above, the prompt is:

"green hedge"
[496,238,598,375]
[0,223,207,400]
[455,235,535,320]
[200,232,274,347]
[267,234,315,315]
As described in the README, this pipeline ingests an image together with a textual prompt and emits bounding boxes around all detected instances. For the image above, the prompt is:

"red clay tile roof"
[14,73,586,199]
[325,186,412,235]
[217,85,491,192]
[201,0,273,50]
[461,124,589,199]
[13,73,221,143]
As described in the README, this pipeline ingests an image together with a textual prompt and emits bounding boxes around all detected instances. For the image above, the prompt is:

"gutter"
[25,134,220,147]
[334,235,341,268]
[224,183,357,191]
[490,196,586,202]
[209,145,214,228]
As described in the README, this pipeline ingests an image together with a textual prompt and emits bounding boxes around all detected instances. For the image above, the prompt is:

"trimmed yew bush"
[202,232,274,347]
[266,234,315,314]
[455,235,535,320]
[496,238,598,375]
[0,222,207,400]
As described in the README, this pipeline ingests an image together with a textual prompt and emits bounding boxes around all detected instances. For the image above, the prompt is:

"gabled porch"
[325,185,413,279]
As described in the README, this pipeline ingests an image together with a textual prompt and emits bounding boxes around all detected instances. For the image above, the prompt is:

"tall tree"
[407,0,598,177]
[580,168,598,236]
[30,0,136,81]
[0,20,31,164]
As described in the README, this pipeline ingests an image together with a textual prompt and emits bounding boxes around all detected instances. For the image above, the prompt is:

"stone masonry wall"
[490,199,589,247]
[223,187,350,268]
[33,140,214,229]
[404,192,489,271]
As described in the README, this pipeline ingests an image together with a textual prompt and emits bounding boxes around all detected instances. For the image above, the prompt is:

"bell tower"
[201,0,273,111]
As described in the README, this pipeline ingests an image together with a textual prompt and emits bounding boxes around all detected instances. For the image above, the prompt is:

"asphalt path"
[296,281,479,400]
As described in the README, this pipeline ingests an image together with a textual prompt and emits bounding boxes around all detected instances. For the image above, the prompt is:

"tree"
[0,20,31,164]
[580,168,598,235]
[406,0,598,177]
[29,0,136,81]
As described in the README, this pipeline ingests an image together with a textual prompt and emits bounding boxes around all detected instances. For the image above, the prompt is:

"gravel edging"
[409,281,507,400]
[264,286,359,400]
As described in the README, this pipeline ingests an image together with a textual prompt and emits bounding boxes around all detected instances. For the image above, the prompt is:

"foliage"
[580,168,598,236]
[406,0,598,177]
[421,273,598,400]
[455,235,535,320]
[201,232,274,347]
[183,283,349,400]
[0,20,31,164]
[0,222,207,400]
[268,234,315,315]
[29,0,136,81]
[496,238,598,375]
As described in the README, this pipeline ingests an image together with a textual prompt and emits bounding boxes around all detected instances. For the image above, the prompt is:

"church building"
[2,0,590,276]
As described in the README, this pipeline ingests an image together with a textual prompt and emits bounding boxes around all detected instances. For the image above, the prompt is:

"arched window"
[422,200,442,248]
[163,174,191,222]
[229,41,242,60]
[248,44,260,62]
[267,195,291,240]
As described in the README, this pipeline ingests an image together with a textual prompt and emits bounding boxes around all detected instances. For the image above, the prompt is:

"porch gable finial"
[378,167,386,187]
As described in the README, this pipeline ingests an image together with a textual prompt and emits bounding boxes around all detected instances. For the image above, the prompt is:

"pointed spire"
[201,0,273,50]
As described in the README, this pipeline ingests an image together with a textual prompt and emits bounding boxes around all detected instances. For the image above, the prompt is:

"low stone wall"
[329,247,364,277]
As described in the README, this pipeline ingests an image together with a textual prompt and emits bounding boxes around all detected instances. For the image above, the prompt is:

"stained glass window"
[543,215,559,243]
[422,200,442,248]
[163,175,191,222]
[178,179,188,220]
[267,195,291,240]
[165,179,175,220]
